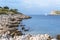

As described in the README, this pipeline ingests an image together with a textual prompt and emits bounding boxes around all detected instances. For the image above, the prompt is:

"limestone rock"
[0,14,30,37]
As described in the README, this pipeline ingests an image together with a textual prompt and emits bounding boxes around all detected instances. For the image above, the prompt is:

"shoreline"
[0,14,59,40]
[0,33,59,40]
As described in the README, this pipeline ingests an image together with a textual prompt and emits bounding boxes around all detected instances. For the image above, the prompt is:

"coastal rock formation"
[0,14,31,37]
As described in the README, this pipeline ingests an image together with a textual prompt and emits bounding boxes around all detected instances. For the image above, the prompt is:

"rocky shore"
[0,13,31,37]
[0,14,60,40]
[0,33,59,40]
[0,14,59,40]
[0,6,59,40]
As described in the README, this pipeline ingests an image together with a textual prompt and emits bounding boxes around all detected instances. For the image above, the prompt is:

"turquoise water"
[22,15,60,36]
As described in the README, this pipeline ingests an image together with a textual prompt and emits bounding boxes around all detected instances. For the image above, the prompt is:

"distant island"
[50,10,60,15]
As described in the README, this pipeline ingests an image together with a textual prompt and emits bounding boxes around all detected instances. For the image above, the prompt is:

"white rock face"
[51,38,57,40]
[0,34,57,40]
[26,34,50,40]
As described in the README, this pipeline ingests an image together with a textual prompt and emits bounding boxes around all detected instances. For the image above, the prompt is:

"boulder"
[56,35,60,40]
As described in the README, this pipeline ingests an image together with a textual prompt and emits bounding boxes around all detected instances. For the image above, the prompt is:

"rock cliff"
[0,13,31,37]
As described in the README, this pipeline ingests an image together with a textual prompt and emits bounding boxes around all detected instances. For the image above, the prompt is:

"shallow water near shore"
[20,15,60,36]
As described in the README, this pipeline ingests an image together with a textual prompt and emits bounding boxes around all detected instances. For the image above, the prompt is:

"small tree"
[10,9,18,14]
[0,6,2,8]
[3,6,9,9]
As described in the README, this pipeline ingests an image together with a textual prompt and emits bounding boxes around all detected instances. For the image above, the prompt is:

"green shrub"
[0,6,20,14]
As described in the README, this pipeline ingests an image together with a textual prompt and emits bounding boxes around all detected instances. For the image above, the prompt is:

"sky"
[0,0,60,15]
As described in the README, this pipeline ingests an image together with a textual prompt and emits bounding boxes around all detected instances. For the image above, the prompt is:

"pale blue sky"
[0,0,60,15]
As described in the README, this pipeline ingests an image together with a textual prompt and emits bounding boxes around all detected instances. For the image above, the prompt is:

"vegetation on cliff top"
[0,6,22,14]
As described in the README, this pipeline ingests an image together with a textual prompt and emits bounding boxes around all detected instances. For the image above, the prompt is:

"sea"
[20,15,60,36]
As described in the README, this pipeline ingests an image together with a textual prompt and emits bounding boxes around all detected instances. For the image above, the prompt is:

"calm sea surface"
[22,15,60,36]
